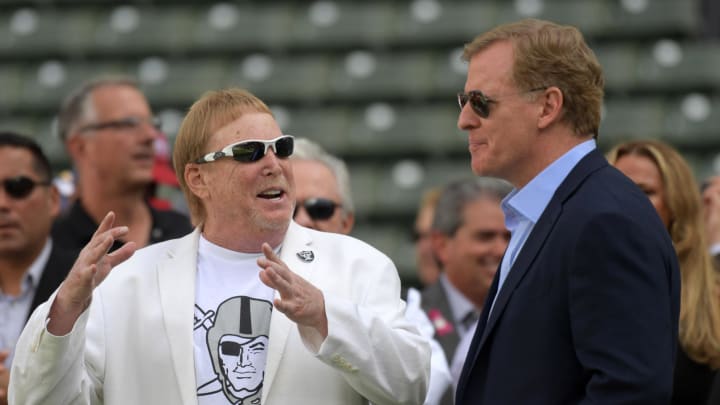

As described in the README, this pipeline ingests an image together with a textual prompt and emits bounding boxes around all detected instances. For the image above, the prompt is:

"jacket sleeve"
[9,291,105,405]
[297,257,431,405]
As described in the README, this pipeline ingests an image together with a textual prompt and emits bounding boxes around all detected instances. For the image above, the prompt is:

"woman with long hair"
[608,139,720,404]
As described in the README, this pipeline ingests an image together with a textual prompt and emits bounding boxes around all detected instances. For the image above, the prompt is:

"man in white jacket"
[9,88,430,405]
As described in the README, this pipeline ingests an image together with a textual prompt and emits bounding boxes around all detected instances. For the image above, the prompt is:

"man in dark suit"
[454,19,680,404]
[419,177,511,404]
[0,132,75,405]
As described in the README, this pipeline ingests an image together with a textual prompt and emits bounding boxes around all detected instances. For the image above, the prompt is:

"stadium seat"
[92,5,196,56]
[327,51,436,101]
[18,61,130,111]
[0,8,98,58]
[287,2,396,50]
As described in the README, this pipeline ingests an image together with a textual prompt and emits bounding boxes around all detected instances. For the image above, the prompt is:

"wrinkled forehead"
[209,112,282,149]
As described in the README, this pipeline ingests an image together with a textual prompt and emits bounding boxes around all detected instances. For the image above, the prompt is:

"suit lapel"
[262,222,315,403]
[157,230,200,405]
[474,150,609,357]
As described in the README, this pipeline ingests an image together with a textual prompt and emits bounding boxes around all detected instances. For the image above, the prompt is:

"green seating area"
[0,0,717,281]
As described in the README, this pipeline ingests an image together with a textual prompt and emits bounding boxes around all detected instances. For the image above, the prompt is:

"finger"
[0,351,7,362]
[83,233,119,265]
[91,211,116,239]
[259,264,292,293]
[261,242,279,260]
[106,241,137,267]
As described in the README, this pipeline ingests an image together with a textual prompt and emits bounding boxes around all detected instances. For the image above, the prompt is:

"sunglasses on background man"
[294,198,340,221]
[1,176,51,200]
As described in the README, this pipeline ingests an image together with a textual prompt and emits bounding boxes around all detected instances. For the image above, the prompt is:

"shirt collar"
[439,273,476,325]
[503,139,596,224]
[26,238,53,288]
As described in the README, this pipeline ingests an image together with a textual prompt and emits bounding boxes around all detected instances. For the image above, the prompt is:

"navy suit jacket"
[455,150,680,404]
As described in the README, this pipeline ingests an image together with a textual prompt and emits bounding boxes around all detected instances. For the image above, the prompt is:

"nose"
[260,148,283,174]
[137,119,161,143]
[458,102,479,131]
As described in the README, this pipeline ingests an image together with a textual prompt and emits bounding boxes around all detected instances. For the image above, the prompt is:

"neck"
[0,248,42,296]
[511,132,591,188]
[78,182,149,225]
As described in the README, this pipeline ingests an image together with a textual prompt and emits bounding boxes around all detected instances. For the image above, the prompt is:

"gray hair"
[291,138,355,215]
[432,177,513,236]
[56,75,139,142]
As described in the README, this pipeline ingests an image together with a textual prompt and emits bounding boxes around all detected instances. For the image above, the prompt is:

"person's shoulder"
[296,225,393,264]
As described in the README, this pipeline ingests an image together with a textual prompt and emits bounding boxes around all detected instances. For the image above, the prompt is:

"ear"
[537,86,564,130]
[430,231,450,267]
[48,184,62,218]
[184,163,210,200]
[339,212,355,234]
[65,135,85,162]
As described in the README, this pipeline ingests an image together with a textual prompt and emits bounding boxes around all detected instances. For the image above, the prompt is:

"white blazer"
[10,222,430,405]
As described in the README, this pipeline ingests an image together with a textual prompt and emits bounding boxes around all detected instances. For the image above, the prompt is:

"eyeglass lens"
[458,91,491,118]
[231,136,294,163]
[2,176,47,199]
[293,198,337,221]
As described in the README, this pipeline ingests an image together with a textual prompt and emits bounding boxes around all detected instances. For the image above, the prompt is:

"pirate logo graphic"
[196,296,273,404]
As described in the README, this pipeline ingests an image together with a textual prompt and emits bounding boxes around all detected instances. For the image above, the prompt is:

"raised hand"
[47,212,136,335]
[257,243,328,338]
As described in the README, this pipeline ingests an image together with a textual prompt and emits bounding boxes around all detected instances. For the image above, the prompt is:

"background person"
[291,137,452,405]
[413,187,442,287]
[608,139,720,404]
[10,88,430,405]
[52,76,191,255]
[0,132,76,405]
[454,19,680,404]
[420,177,511,404]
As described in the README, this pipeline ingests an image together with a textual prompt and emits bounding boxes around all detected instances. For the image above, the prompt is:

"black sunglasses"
[195,135,294,164]
[294,198,339,221]
[79,116,162,133]
[457,87,547,118]
[2,176,51,200]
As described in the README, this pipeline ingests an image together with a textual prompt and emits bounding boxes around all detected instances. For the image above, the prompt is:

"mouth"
[257,188,285,200]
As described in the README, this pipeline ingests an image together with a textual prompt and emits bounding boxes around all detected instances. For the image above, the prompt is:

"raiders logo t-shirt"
[194,236,276,405]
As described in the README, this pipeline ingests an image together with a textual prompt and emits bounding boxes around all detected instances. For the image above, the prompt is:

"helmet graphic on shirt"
[206,296,273,404]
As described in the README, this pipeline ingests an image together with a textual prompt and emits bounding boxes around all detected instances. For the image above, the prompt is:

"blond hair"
[173,88,272,225]
[463,18,604,138]
[608,140,720,368]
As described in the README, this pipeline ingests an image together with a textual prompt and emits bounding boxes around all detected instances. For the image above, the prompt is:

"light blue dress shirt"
[0,238,52,367]
[489,139,597,314]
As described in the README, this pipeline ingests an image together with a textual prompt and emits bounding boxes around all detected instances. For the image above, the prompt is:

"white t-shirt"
[194,236,276,405]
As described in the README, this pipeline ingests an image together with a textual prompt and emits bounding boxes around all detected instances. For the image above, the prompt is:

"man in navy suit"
[454,19,680,404]
[0,132,75,405]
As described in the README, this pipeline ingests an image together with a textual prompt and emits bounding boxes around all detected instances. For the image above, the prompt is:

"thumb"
[0,351,8,362]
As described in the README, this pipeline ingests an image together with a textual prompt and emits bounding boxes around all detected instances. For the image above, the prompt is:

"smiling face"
[434,197,509,307]
[191,112,294,250]
[458,41,543,188]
